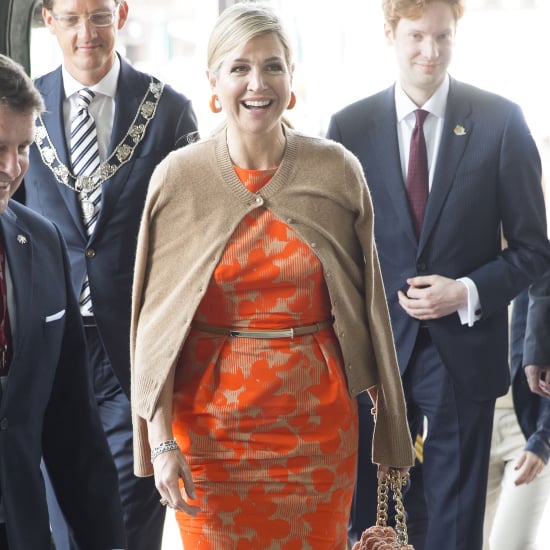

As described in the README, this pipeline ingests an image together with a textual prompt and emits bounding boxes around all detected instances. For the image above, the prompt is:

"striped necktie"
[70,88,100,316]
[70,88,102,234]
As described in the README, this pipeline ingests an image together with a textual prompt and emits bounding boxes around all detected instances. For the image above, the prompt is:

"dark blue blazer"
[510,288,550,463]
[0,201,125,549]
[327,78,550,401]
[525,271,550,370]
[22,56,198,395]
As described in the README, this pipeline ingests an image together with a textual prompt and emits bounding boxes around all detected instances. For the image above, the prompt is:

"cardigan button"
[255,197,264,206]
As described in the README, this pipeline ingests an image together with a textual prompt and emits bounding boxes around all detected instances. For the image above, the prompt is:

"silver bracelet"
[151,439,180,463]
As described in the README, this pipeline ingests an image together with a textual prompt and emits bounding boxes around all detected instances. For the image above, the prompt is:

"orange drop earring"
[209,94,222,113]
[287,91,296,110]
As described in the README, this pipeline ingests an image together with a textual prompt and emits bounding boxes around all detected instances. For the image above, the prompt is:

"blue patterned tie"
[70,88,101,315]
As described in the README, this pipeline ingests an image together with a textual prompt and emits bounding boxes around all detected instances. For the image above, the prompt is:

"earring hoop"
[287,91,296,110]
[209,94,222,113]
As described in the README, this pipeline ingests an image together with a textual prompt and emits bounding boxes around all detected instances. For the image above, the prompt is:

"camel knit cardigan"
[131,127,414,476]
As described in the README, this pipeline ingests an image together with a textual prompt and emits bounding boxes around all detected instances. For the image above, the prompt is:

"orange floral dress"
[172,167,358,549]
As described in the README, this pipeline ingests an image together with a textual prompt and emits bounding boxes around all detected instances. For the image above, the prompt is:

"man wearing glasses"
[21,1,199,549]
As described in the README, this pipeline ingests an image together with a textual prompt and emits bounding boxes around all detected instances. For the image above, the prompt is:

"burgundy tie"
[406,109,429,238]
[0,241,12,377]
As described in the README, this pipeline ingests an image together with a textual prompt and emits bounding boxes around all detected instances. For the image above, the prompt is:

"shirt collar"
[62,54,120,100]
[395,74,450,122]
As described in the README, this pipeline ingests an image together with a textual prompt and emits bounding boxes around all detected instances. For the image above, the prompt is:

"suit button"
[416,262,426,271]
[0,418,8,430]
[86,248,96,258]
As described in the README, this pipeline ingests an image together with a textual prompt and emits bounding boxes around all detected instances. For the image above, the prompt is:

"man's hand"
[524,364,550,398]
[397,275,468,320]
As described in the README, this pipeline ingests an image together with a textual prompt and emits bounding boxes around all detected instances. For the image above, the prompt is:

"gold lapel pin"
[454,124,467,136]
[16,235,28,245]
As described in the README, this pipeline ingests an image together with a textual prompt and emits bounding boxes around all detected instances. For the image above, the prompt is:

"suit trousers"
[0,523,8,549]
[483,407,550,549]
[45,325,165,550]
[402,329,495,550]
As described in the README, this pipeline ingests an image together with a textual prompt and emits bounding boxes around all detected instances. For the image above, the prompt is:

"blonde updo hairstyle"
[207,2,294,82]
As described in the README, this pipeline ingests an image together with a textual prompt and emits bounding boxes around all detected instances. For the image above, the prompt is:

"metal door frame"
[0,0,40,73]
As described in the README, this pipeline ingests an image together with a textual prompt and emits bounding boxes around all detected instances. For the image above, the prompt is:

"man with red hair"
[328,1,550,548]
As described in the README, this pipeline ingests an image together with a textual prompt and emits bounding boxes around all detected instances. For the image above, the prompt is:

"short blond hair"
[382,0,465,30]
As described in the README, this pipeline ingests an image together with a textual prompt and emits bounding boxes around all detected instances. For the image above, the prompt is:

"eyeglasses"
[50,4,120,29]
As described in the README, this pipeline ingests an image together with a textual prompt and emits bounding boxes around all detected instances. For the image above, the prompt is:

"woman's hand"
[153,448,200,516]
[514,450,546,486]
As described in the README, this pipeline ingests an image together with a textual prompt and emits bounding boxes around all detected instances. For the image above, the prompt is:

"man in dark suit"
[0,53,125,550]
[327,1,550,549]
[20,1,198,549]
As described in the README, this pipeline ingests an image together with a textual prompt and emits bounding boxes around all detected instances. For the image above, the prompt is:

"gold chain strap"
[375,474,390,527]
[374,469,411,548]
[390,470,410,547]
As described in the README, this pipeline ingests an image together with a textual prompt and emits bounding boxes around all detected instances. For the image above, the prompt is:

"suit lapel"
[0,209,32,370]
[39,69,87,240]
[419,79,473,251]
[368,87,419,246]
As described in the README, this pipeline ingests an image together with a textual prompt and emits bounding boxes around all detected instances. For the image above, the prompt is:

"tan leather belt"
[191,318,333,339]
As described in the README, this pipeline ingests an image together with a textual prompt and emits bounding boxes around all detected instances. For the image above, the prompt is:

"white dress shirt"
[62,55,120,162]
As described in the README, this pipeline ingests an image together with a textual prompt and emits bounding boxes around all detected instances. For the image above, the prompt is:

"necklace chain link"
[34,77,165,193]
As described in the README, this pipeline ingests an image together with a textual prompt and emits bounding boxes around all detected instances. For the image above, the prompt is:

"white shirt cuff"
[456,277,482,327]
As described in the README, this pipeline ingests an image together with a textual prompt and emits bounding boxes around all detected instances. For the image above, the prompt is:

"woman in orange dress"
[130,3,415,549]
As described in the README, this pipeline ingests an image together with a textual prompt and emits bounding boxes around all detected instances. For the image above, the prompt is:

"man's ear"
[384,22,394,46]
[116,1,130,30]
[42,7,56,35]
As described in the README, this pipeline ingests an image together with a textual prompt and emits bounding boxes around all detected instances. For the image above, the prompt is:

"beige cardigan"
[131,127,414,476]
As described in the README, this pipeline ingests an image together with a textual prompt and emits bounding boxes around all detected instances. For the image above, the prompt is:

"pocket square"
[45,309,66,323]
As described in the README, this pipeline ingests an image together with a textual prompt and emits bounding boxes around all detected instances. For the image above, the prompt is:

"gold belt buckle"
[229,328,294,339]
